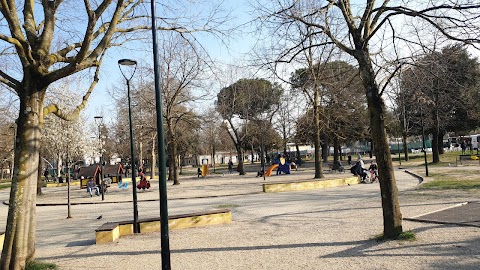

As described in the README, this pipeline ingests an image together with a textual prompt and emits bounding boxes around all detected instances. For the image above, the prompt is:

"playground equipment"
[265,157,291,176]
[118,181,129,190]
[137,178,150,190]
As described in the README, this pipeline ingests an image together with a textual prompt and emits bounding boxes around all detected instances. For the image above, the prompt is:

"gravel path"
[1,167,479,269]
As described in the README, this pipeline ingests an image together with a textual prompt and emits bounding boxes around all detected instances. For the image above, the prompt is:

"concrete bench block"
[263,176,359,193]
[95,224,120,244]
[96,209,232,244]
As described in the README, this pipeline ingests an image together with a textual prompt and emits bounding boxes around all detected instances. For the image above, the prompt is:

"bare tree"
[258,0,480,239]
[0,1,230,268]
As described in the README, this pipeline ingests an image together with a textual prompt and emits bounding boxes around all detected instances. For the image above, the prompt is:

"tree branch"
[0,69,20,91]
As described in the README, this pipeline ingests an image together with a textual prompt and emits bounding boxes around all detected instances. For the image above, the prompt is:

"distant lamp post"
[94,116,105,200]
[118,58,139,233]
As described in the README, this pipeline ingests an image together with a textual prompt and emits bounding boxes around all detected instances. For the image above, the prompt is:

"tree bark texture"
[236,147,245,175]
[1,86,43,269]
[333,136,340,163]
[166,120,179,185]
[355,51,403,239]
[36,152,43,196]
[313,90,323,179]
[321,134,329,164]
[402,133,409,161]
[432,109,440,163]
[432,129,440,164]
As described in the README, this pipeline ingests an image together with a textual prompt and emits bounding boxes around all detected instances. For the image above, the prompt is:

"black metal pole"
[99,124,105,201]
[420,107,429,177]
[67,152,71,219]
[150,2,171,268]
[127,78,140,233]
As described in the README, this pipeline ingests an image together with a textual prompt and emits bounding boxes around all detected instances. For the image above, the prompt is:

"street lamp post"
[94,116,105,200]
[150,2,171,268]
[118,58,139,234]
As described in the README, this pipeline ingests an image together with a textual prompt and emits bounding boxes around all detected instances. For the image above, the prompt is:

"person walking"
[461,140,467,154]
[228,160,233,174]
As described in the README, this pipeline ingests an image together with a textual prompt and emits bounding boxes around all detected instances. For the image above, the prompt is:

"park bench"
[95,209,232,244]
[459,154,480,161]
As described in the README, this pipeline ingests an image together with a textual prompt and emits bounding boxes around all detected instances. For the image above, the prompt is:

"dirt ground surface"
[1,161,479,269]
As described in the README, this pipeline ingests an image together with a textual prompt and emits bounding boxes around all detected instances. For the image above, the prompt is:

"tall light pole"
[118,58,139,234]
[94,116,105,200]
[150,2,171,268]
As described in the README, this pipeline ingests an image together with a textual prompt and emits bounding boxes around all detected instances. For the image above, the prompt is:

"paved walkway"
[405,201,480,227]
[0,165,479,269]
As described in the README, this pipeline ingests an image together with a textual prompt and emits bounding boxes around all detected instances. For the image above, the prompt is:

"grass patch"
[420,170,480,190]
[421,179,480,189]
[0,179,11,190]
[373,231,416,242]
[397,231,417,241]
[0,183,10,190]
[216,204,240,209]
[26,260,57,270]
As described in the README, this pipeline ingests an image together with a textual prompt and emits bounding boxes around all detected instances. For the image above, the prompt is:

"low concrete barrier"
[0,231,4,250]
[263,176,360,193]
[45,181,80,188]
[95,209,232,244]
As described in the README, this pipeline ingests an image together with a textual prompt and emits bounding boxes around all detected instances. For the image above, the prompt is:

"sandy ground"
[1,165,479,269]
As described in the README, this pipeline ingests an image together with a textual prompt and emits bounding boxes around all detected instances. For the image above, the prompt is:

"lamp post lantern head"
[94,116,103,126]
[118,59,137,66]
[118,59,138,81]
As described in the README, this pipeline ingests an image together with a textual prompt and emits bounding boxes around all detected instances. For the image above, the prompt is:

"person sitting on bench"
[86,178,100,197]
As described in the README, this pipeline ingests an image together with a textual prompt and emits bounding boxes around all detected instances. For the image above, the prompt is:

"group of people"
[350,156,378,183]
[85,168,150,196]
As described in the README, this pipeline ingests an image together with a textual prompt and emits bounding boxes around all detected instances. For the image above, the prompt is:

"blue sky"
[84,0,258,123]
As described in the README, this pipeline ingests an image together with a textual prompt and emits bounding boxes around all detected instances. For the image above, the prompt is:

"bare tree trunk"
[313,86,324,178]
[402,132,409,161]
[1,89,42,269]
[37,151,43,196]
[321,134,329,164]
[167,140,174,182]
[333,136,340,163]
[438,131,445,155]
[236,146,245,175]
[295,144,301,164]
[432,108,440,163]
[250,146,254,164]
[432,129,440,163]
[355,51,403,239]
[172,140,179,185]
